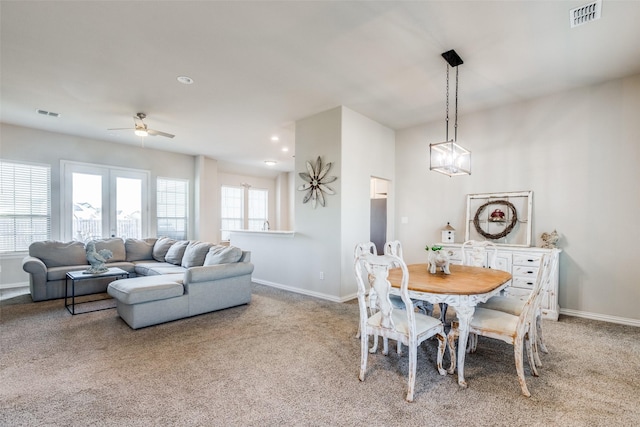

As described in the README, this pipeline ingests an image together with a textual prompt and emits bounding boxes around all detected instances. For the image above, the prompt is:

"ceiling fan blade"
[147,129,175,138]
[107,127,134,131]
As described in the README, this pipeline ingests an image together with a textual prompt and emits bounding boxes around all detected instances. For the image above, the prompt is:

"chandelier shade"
[430,140,471,176]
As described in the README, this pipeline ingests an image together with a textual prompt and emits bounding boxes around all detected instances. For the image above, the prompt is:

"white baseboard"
[560,308,640,327]
[252,279,353,303]
[0,281,29,290]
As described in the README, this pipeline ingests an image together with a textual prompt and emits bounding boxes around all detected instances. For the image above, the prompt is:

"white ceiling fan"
[108,112,175,139]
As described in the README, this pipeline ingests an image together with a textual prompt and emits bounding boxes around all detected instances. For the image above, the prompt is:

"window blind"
[0,160,51,252]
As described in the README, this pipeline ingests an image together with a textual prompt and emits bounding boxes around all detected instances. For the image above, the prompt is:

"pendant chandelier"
[430,49,471,177]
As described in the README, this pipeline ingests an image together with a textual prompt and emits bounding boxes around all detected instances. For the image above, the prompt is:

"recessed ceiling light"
[282,147,289,152]
[271,135,279,141]
[177,75,194,85]
[264,160,277,166]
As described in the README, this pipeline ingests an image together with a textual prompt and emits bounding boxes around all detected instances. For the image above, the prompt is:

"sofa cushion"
[146,266,187,275]
[153,237,176,262]
[125,238,156,261]
[29,241,87,267]
[165,241,189,265]
[204,245,243,265]
[93,238,126,262]
[181,241,213,268]
[108,275,184,305]
[134,261,174,276]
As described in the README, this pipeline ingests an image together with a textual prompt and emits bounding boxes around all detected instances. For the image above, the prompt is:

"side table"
[65,267,129,315]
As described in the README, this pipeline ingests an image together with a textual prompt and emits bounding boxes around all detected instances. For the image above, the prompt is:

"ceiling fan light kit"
[107,112,175,140]
[430,49,471,177]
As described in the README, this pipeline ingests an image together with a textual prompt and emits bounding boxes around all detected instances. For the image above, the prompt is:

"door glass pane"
[73,173,102,241]
[116,177,142,239]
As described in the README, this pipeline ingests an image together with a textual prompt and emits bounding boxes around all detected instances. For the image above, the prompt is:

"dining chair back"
[384,240,434,320]
[461,240,498,269]
[447,254,549,397]
[354,252,446,402]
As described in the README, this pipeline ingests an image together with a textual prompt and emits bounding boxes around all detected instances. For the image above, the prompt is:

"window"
[220,186,243,241]
[62,161,149,241]
[157,178,188,240]
[248,188,268,231]
[220,185,268,240]
[0,160,51,252]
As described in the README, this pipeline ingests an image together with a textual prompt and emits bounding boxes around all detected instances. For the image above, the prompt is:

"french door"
[62,161,149,241]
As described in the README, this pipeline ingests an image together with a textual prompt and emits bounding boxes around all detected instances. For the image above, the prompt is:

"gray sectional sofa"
[22,237,254,328]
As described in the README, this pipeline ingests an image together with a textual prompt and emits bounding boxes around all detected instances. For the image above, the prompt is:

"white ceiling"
[2,1,640,177]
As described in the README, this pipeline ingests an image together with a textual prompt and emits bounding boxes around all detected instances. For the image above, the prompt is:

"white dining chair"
[447,255,549,397]
[477,248,560,368]
[355,252,446,402]
[354,242,381,352]
[461,240,498,269]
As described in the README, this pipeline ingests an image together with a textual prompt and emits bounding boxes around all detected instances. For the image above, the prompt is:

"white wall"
[340,107,395,298]
[395,74,640,322]
[232,107,343,299]
[232,106,395,301]
[195,155,220,242]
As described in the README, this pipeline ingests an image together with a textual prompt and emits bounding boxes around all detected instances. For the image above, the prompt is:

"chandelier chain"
[454,66,459,141]
[445,64,450,142]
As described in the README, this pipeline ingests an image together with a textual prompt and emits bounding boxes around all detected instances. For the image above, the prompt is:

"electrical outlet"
[319,271,324,280]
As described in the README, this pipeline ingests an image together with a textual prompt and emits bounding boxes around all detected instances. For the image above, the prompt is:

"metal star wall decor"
[297,156,337,208]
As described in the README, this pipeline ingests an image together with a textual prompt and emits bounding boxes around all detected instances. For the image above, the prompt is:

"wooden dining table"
[388,263,512,388]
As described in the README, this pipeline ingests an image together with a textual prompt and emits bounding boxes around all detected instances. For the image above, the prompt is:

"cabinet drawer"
[512,276,537,289]
[513,253,543,267]
[513,265,539,278]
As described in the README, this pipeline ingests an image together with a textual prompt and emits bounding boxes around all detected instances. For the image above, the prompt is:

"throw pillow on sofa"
[181,241,213,268]
[153,237,176,262]
[204,245,242,265]
[29,240,87,267]
[93,238,126,262]
[165,240,189,265]
[125,238,157,261]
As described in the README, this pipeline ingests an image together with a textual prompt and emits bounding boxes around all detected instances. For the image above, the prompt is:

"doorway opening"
[370,177,389,255]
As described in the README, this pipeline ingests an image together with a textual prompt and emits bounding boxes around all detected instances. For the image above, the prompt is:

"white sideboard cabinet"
[440,244,561,320]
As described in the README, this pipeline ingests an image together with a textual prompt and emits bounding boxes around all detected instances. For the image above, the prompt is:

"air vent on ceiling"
[570,0,602,28]
[36,109,60,117]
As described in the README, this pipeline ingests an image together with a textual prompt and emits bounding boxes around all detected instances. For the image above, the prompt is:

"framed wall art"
[465,191,533,247]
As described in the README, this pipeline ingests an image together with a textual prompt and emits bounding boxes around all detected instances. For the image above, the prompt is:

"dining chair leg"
[524,331,539,377]
[514,337,531,397]
[447,328,458,375]
[536,313,549,354]
[359,333,369,382]
[406,343,418,402]
[436,333,447,376]
[439,303,449,324]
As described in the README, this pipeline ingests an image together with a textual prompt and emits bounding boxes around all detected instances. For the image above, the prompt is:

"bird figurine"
[540,230,560,249]
[84,241,113,274]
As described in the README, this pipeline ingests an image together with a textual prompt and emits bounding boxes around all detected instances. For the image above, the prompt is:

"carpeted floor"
[1,283,639,426]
